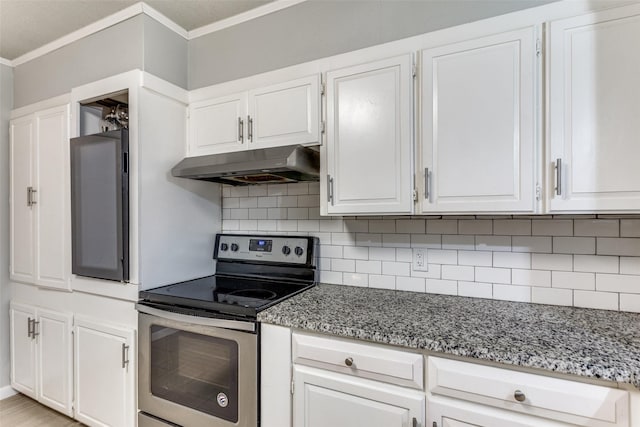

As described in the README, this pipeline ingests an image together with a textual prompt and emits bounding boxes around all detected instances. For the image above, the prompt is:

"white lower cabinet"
[10,303,37,398]
[429,395,573,427]
[428,357,630,427]
[292,332,425,427]
[74,316,135,427]
[293,365,424,427]
[10,302,73,416]
[268,328,639,427]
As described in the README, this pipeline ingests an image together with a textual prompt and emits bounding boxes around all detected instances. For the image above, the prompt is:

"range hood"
[171,145,319,186]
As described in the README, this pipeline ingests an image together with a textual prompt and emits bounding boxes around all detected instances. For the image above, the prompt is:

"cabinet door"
[74,317,135,427]
[420,27,537,213]
[37,308,73,417]
[325,55,414,215]
[548,4,640,212]
[248,75,320,149]
[293,365,424,427]
[10,115,35,284]
[189,92,247,156]
[429,396,573,427]
[34,105,70,290]
[10,302,37,399]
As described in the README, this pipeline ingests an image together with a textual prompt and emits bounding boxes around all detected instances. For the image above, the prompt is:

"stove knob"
[231,243,239,252]
[294,246,304,257]
[220,243,229,251]
[282,245,291,256]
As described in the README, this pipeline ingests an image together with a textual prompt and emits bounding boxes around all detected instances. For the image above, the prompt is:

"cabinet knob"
[344,357,354,367]
[514,389,526,402]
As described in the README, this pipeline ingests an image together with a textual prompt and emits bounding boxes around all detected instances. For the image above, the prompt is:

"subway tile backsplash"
[221,183,640,313]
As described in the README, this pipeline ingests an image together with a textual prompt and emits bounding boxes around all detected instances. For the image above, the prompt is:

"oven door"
[138,305,258,427]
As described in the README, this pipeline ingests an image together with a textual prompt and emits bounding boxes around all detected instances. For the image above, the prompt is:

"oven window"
[150,325,239,422]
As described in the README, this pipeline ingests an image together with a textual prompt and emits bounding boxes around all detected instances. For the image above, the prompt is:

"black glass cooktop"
[139,275,314,318]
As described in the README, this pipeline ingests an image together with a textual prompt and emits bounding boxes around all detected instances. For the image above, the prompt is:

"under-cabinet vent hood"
[171,145,319,186]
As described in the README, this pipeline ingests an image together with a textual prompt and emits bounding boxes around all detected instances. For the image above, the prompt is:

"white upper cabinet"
[10,104,70,290]
[35,106,70,289]
[547,4,640,212]
[10,115,35,284]
[323,54,414,215]
[420,26,538,214]
[248,75,320,149]
[188,74,320,156]
[189,92,247,155]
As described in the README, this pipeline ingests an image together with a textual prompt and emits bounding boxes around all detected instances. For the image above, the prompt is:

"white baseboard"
[0,385,17,400]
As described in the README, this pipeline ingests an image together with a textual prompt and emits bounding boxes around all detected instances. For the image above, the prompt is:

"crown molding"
[141,3,188,39]
[8,0,307,67]
[12,3,144,67]
[188,0,307,39]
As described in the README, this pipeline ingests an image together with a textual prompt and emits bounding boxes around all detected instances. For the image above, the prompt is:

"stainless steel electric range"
[137,234,318,427]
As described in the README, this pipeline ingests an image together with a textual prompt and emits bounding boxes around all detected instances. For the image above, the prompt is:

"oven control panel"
[215,234,313,264]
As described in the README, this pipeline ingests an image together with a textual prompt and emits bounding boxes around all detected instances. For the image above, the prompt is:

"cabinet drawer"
[428,357,629,427]
[292,332,423,389]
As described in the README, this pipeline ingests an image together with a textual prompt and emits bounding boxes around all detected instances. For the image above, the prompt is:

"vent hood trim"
[171,145,320,186]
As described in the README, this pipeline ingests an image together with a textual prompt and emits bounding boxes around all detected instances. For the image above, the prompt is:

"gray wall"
[143,15,188,89]
[0,63,13,389]
[189,0,556,90]
[12,1,558,105]
[13,15,145,108]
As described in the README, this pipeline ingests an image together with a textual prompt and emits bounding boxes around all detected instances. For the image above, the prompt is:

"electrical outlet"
[412,248,428,271]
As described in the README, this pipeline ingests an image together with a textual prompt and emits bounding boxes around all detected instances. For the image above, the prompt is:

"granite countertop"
[258,284,640,389]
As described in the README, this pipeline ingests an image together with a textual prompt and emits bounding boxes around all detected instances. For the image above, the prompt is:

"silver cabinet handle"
[122,343,130,369]
[424,168,430,201]
[248,115,253,142]
[238,117,244,143]
[27,317,33,339]
[27,186,37,207]
[514,389,526,402]
[327,175,334,205]
[32,320,39,338]
[344,357,353,367]
[555,158,562,196]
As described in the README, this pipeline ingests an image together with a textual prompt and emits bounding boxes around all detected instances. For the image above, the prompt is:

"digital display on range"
[249,239,272,252]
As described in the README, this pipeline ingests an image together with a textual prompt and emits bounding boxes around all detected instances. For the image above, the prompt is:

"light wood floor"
[0,393,84,426]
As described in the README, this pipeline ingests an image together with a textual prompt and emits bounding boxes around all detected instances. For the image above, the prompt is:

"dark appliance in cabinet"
[70,129,129,282]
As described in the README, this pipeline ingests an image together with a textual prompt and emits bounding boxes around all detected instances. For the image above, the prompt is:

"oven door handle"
[136,304,256,332]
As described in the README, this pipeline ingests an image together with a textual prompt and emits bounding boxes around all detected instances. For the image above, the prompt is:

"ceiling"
[0,0,273,61]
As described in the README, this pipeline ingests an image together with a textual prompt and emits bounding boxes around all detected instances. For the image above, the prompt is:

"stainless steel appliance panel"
[138,311,257,427]
[138,412,177,427]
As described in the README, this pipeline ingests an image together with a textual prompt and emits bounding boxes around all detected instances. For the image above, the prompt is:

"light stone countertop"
[258,284,640,389]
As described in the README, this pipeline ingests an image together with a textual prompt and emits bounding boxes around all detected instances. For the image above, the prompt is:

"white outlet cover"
[412,248,428,271]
